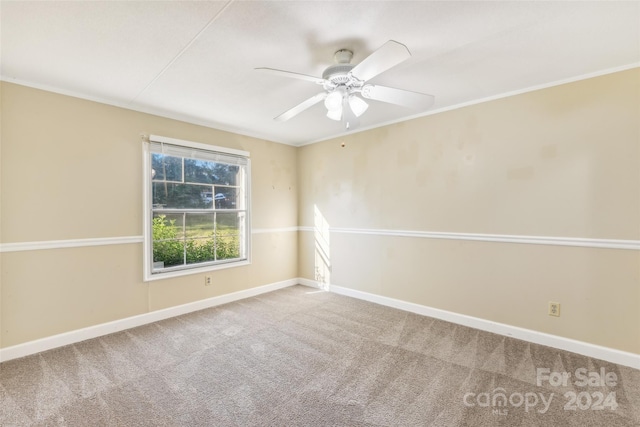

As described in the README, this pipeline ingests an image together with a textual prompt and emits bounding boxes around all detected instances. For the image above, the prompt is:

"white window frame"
[142,135,251,281]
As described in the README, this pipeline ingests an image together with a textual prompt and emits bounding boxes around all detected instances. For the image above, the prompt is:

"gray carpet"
[1,285,639,426]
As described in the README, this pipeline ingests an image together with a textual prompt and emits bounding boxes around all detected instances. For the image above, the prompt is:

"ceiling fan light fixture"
[259,40,434,131]
[349,95,369,117]
[324,90,343,111]
[326,108,342,121]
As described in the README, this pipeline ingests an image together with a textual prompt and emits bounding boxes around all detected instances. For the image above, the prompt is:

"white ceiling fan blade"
[361,84,434,110]
[341,93,359,130]
[349,40,411,82]
[255,67,325,85]
[274,92,327,122]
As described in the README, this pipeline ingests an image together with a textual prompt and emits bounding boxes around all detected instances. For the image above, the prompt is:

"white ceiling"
[1,1,639,146]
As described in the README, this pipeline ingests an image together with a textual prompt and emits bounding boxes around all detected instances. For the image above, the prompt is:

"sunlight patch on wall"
[314,205,331,290]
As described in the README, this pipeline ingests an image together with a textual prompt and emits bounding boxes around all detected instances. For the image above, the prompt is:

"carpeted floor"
[1,285,639,426]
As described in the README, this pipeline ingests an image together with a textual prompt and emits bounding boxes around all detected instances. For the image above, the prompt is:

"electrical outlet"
[205,275,212,286]
[548,302,560,317]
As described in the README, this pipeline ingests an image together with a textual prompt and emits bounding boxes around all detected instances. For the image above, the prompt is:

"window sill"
[144,259,250,282]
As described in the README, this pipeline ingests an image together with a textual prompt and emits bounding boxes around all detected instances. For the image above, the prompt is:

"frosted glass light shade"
[324,91,343,111]
[349,95,369,117]
[326,109,342,121]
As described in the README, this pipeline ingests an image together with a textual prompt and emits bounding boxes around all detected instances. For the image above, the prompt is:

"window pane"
[184,159,239,186]
[198,187,214,208]
[214,187,239,210]
[216,213,240,260]
[185,213,214,239]
[152,213,185,269]
[185,214,229,265]
[152,154,182,182]
[152,183,209,209]
[152,213,184,239]
[186,238,216,265]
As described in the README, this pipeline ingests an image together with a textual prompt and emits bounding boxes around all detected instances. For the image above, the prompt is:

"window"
[143,135,250,281]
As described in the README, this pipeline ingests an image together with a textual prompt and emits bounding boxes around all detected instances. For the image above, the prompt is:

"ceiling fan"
[256,40,434,131]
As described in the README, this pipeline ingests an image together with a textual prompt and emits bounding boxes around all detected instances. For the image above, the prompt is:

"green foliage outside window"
[152,215,184,267]
[152,215,240,268]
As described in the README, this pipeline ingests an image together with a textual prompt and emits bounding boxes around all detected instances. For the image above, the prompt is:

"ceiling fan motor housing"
[322,64,354,85]
[322,49,363,90]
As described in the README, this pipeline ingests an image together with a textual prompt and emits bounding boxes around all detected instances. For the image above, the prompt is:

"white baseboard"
[0,278,298,363]
[297,278,640,370]
[3,277,639,370]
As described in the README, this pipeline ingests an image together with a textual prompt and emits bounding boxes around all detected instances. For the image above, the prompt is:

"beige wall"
[0,82,298,347]
[298,68,640,354]
[2,68,639,355]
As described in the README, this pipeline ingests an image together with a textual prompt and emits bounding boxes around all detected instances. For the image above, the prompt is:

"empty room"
[1,1,639,426]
